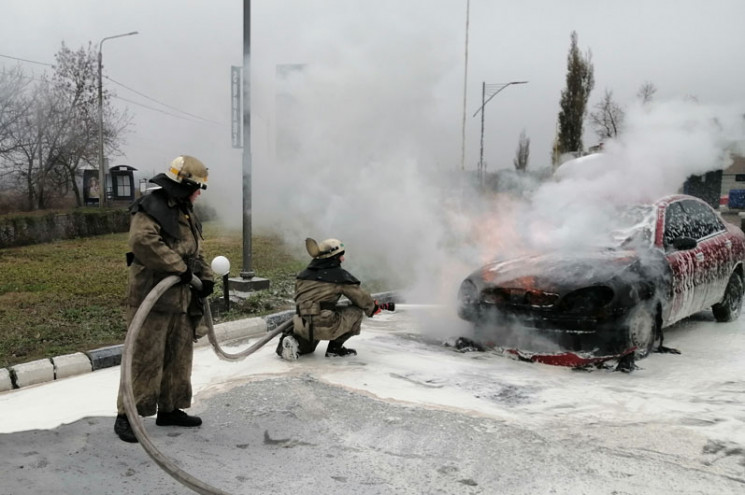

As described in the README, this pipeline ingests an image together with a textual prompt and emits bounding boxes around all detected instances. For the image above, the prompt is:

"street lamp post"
[459,0,470,171]
[97,31,138,207]
[225,0,269,294]
[472,80,527,185]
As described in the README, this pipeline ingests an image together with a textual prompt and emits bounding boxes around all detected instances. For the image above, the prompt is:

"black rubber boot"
[325,341,357,357]
[275,334,286,358]
[453,337,486,352]
[615,353,637,373]
[156,409,202,427]
[114,414,138,443]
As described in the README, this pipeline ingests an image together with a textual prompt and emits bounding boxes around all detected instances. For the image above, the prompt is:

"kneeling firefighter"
[276,237,383,360]
[114,155,215,443]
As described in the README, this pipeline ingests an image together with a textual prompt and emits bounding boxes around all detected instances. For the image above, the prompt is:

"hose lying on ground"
[120,274,288,495]
[206,299,290,361]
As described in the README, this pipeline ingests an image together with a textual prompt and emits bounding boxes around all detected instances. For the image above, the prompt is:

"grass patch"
[0,223,307,368]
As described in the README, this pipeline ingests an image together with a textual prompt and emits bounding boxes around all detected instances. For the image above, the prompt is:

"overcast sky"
[3,1,745,299]
[3,1,744,174]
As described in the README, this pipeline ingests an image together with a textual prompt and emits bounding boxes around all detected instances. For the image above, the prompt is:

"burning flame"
[465,194,550,265]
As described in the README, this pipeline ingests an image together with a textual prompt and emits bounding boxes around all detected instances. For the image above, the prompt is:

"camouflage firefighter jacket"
[126,190,213,314]
[294,256,376,339]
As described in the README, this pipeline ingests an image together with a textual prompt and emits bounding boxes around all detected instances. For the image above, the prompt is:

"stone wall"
[0,209,130,248]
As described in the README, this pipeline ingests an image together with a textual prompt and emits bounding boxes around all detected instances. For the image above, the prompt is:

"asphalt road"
[1,309,744,494]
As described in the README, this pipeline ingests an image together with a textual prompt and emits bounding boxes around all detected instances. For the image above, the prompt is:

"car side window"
[680,199,721,240]
[663,202,691,247]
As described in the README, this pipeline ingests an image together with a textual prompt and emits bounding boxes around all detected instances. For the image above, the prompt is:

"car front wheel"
[626,304,658,359]
[457,280,481,322]
[712,271,744,322]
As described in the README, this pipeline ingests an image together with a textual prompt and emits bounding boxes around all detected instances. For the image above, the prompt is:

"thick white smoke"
[253,90,745,344]
[526,100,745,252]
[227,2,745,340]
[249,1,468,310]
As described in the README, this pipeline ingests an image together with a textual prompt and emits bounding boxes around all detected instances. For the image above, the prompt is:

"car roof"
[654,194,712,209]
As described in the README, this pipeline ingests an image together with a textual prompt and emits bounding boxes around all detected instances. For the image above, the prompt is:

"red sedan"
[456,194,745,367]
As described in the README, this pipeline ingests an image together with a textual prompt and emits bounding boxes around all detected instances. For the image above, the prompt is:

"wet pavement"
[1,309,745,494]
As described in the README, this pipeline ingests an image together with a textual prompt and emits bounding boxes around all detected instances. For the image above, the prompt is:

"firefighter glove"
[197,279,215,298]
[179,267,193,285]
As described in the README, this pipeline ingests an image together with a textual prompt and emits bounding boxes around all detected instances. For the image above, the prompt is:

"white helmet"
[166,155,208,190]
[305,238,345,259]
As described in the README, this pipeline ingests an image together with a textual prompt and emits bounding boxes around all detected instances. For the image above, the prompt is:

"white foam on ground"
[2,309,743,450]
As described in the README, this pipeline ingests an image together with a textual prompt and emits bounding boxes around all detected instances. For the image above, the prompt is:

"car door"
[679,199,732,307]
[662,201,700,324]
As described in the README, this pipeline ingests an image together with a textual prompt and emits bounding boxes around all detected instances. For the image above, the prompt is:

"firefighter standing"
[277,238,379,360]
[114,155,215,443]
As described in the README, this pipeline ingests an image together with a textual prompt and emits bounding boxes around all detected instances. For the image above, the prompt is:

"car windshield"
[608,205,656,249]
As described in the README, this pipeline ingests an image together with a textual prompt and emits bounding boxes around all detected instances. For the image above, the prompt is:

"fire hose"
[120,274,291,495]
[120,273,398,493]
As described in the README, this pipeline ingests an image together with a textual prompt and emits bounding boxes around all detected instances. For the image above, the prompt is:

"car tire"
[457,280,481,322]
[457,305,481,322]
[626,304,657,359]
[712,271,744,323]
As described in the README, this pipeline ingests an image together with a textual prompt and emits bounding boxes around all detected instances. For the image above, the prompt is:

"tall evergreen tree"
[555,31,594,165]
[513,129,530,172]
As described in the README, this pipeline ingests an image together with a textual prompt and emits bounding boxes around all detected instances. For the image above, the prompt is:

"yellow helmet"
[305,238,345,259]
[166,155,208,190]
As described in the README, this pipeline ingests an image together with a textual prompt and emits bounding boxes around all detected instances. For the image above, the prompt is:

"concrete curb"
[0,368,11,392]
[53,352,95,379]
[195,317,268,347]
[9,359,54,389]
[0,317,268,393]
[0,291,398,393]
[85,345,123,371]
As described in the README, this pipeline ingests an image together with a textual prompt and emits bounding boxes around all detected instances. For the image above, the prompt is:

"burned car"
[457,194,745,366]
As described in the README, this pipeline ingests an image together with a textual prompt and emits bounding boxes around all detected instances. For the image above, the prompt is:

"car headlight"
[458,280,479,305]
[559,286,614,313]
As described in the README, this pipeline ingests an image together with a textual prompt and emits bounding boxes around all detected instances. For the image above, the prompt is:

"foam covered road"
[1,309,744,494]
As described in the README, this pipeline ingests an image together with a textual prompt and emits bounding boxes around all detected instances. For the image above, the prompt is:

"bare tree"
[513,129,530,172]
[637,81,657,104]
[0,66,32,156]
[555,31,594,165]
[0,42,131,209]
[589,89,625,140]
[48,42,104,207]
[4,76,64,209]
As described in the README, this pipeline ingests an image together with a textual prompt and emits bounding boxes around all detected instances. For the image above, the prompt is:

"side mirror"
[672,237,697,251]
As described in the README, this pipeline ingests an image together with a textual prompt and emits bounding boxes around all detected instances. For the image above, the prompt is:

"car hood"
[474,250,642,291]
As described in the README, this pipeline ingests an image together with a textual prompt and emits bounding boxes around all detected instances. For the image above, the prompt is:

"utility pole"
[97,31,138,207]
[472,81,528,185]
[241,0,254,279]
[478,82,485,184]
[229,0,269,293]
[459,0,470,171]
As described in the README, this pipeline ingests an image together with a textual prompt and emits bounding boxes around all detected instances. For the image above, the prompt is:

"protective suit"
[115,155,214,443]
[293,268,375,342]
[279,238,376,359]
